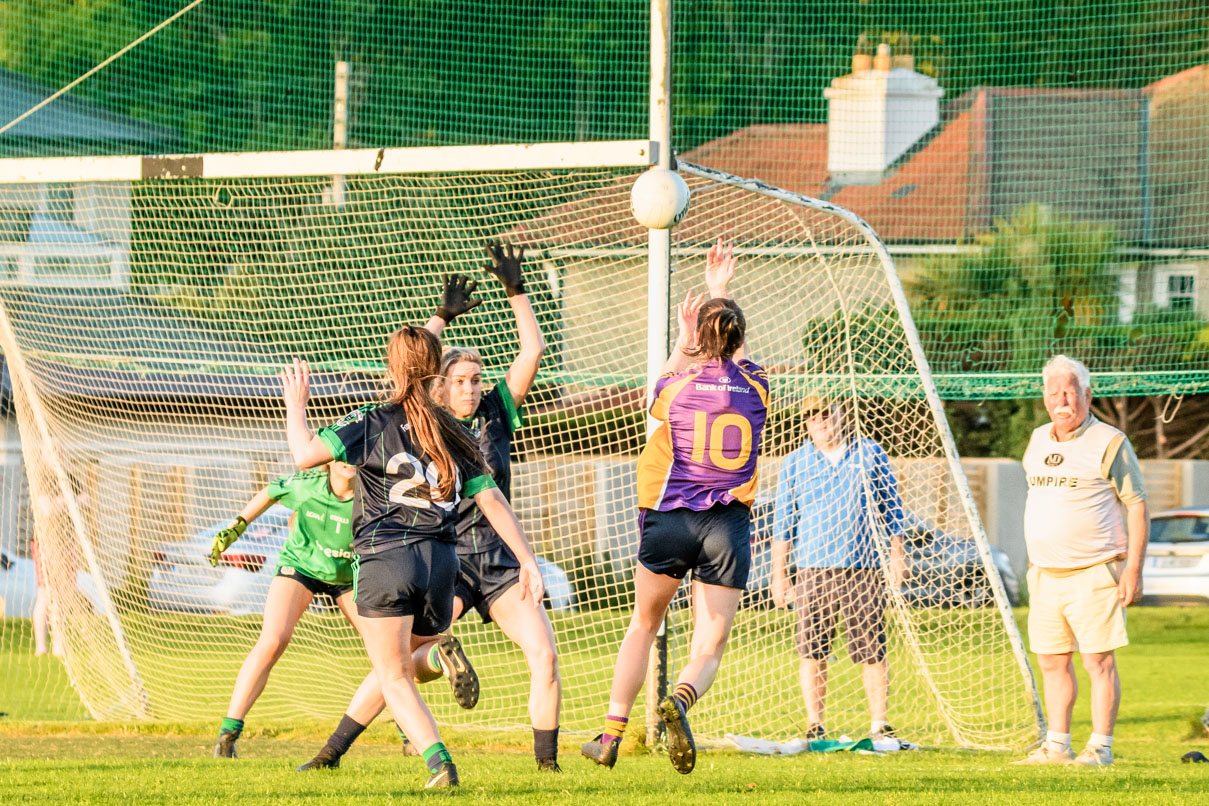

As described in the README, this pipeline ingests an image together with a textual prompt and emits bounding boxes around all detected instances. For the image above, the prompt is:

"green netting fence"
[3,1,1209,396]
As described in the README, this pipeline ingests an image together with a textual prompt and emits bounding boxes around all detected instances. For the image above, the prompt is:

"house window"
[1153,265,1200,312]
[1167,274,1195,311]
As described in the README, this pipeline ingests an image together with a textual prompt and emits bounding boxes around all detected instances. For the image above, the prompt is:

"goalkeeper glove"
[434,274,483,322]
[483,240,526,297]
[209,516,248,567]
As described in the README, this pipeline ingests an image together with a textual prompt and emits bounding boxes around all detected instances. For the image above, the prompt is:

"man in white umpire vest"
[1013,355,1149,767]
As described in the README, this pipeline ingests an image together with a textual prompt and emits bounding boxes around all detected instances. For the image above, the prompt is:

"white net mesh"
[0,150,1040,749]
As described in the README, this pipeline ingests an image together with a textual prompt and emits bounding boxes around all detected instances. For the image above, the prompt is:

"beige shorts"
[1027,560,1128,655]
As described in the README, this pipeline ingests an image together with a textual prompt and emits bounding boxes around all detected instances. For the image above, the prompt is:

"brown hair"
[383,326,485,501]
[687,298,746,362]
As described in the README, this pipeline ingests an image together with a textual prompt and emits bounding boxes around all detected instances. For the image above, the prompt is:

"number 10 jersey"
[319,403,495,554]
[637,357,769,512]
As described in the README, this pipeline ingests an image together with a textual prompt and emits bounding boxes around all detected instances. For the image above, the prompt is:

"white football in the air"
[630,167,691,230]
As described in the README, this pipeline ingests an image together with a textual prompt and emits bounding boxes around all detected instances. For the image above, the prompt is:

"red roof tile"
[514,68,1209,248]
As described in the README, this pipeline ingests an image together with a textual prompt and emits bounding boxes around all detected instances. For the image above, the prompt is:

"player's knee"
[255,632,291,659]
[526,641,558,680]
[628,613,663,638]
[692,633,730,659]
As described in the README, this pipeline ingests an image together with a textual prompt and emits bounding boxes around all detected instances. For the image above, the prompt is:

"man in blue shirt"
[771,398,907,742]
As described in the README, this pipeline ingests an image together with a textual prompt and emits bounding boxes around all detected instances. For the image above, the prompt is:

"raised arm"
[473,486,545,607]
[483,241,546,406]
[705,238,745,362]
[425,273,482,337]
[659,290,705,376]
[281,358,335,469]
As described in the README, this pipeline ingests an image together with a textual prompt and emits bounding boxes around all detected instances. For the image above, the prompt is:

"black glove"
[434,274,482,322]
[483,240,526,297]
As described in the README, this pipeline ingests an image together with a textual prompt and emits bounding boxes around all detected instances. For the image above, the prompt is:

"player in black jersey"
[281,326,544,790]
[300,241,564,771]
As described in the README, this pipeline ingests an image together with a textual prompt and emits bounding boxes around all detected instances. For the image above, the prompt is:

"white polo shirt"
[1023,415,1146,570]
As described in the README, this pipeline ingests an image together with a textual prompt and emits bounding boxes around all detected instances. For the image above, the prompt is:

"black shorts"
[794,568,886,664]
[637,502,752,590]
[275,565,353,600]
[354,541,458,636]
[454,544,521,624]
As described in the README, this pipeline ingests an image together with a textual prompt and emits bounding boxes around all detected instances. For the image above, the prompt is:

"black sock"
[321,714,367,759]
[533,726,559,762]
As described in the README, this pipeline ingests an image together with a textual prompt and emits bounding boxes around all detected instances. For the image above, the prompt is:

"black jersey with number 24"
[318,403,496,555]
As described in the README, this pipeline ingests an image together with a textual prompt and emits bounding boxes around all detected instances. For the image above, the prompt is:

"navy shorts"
[454,544,522,624]
[354,540,458,636]
[637,502,752,590]
[275,565,352,601]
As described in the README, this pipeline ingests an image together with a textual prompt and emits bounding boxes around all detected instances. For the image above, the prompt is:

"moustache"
[1054,406,1074,416]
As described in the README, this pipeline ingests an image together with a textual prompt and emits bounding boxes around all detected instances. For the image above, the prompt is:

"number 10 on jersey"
[689,412,752,470]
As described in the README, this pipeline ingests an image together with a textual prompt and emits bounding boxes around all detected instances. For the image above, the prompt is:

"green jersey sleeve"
[463,474,497,498]
[494,381,524,433]
[267,470,328,510]
[317,404,378,465]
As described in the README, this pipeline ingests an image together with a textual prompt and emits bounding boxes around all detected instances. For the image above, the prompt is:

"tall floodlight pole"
[644,0,673,748]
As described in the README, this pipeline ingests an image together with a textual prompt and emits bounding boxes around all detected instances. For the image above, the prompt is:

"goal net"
[0,144,1041,749]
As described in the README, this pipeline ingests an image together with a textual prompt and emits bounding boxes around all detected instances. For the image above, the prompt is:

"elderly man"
[770,398,907,742]
[1013,355,1148,767]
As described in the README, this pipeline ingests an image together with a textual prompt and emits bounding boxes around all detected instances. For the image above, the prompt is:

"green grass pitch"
[2,608,1208,805]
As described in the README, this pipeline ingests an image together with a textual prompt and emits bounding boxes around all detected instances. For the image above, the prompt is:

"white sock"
[871,720,889,734]
[1046,731,1072,750]
[1087,733,1113,749]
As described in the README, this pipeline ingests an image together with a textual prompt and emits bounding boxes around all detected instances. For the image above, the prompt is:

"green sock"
[396,724,408,744]
[421,741,453,773]
[220,717,244,736]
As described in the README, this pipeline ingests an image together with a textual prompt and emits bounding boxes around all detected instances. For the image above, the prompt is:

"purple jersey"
[637,357,769,511]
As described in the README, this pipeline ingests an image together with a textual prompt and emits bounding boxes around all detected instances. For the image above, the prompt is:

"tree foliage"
[2,1,1207,155]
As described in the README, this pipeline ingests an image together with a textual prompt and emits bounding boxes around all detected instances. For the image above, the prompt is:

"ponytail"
[687,298,746,363]
[385,327,486,502]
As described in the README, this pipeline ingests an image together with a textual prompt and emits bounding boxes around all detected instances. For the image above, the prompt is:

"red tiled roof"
[514,68,1209,248]
[830,105,980,242]
[679,123,829,198]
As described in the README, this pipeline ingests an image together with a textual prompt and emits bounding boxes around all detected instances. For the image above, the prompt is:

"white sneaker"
[1011,744,1075,765]
[1071,745,1113,767]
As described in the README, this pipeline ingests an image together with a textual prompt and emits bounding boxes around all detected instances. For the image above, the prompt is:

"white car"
[0,547,104,619]
[147,507,576,615]
[1141,508,1209,606]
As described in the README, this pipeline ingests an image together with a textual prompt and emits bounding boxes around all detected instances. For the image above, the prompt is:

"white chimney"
[824,43,943,185]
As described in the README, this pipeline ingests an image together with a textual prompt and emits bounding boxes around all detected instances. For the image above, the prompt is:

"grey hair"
[1042,354,1091,393]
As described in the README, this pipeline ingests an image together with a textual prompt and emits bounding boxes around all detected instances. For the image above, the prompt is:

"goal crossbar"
[0,140,654,184]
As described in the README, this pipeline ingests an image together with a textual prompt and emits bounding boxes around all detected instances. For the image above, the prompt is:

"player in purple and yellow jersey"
[583,239,769,775]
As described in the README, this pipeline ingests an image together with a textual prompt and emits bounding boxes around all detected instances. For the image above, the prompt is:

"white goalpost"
[0,138,1042,749]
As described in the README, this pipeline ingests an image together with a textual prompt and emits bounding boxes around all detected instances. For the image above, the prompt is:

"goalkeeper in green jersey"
[211,461,364,759]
